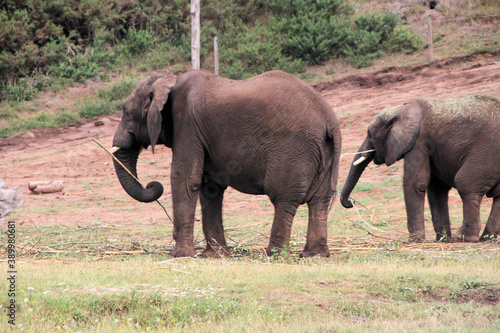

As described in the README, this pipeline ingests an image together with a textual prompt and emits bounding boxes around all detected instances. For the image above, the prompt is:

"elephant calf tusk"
[353,155,368,166]
[109,146,121,154]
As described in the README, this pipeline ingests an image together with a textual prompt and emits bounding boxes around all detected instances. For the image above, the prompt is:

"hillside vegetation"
[0,0,499,138]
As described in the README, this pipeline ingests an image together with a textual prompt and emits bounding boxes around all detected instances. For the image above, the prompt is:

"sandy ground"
[1,53,499,248]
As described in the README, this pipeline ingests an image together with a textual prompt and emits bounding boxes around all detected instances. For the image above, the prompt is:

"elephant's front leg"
[403,151,431,242]
[427,176,452,241]
[200,181,229,258]
[266,201,298,257]
[169,155,204,258]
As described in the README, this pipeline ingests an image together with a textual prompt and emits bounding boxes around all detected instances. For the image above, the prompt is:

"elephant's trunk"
[340,136,375,208]
[113,145,164,203]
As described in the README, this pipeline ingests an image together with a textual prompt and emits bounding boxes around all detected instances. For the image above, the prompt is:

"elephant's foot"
[408,232,426,243]
[169,245,197,258]
[479,226,498,241]
[201,246,231,258]
[435,233,452,242]
[479,233,498,242]
[300,244,330,258]
[453,234,479,242]
[265,245,283,257]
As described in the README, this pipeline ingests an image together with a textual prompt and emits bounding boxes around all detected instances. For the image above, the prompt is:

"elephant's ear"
[385,100,423,166]
[147,78,172,153]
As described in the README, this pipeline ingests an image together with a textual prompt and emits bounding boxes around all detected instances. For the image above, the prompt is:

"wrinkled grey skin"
[340,95,500,243]
[112,70,341,258]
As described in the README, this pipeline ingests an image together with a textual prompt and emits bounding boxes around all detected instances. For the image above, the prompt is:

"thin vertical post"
[427,14,433,63]
[191,0,200,70]
[214,36,219,75]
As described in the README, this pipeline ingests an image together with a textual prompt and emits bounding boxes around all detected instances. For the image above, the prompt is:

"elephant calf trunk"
[340,193,354,208]
[341,138,376,209]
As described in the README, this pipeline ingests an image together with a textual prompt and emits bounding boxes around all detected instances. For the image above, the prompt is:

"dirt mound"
[314,53,500,93]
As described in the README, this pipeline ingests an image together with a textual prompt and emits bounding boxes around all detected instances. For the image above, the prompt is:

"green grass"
[0,78,136,139]
[3,131,500,331]
[1,253,498,332]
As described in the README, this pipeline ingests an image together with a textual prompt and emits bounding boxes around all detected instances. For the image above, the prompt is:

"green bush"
[78,98,116,119]
[78,78,136,118]
[220,23,305,79]
[271,1,421,67]
[354,10,399,41]
[385,25,425,54]
[1,77,39,102]
[343,29,384,68]
[0,0,425,105]
[97,78,137,102]
[124,29,155,56]
[271,0,351,64]
[285,17,351,64]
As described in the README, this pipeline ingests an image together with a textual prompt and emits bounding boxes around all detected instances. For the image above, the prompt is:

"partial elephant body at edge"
[111,70,341,258]
[341,94,500,243]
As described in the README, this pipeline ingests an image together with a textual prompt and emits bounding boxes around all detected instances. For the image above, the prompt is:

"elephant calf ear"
[147,78,172,153]
[385,100,423,166]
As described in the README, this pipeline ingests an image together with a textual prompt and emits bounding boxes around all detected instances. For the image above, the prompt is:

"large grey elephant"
[111,70,341,258]
[340,95,500,242]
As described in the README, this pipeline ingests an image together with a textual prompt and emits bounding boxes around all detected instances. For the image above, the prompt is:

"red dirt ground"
[1,54,500,246]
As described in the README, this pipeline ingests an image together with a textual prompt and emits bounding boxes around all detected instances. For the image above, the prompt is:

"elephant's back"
[222,71,337,127]
[174,70,340,154]
[425,94,500,120]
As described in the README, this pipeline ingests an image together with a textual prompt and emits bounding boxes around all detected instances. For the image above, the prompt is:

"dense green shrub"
[354,11,399,41]
[0,0,424,103]
[79,78,137,118]
[274,3,422,67]
[218,22,305,79]
[270,0,352,64]
[385,25,425,54]
[97,78,137,102]
[343,30,384,68]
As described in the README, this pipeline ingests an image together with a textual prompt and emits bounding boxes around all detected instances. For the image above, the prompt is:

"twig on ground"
[349,197,391,228]
[351,201,385,233]
[27,217,42,232]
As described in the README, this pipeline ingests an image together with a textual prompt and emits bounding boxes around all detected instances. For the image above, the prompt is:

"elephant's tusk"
[109,146,121,154]
[353,155,368,166]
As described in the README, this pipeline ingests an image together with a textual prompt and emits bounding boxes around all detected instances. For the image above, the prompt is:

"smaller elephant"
[340,95,500,242]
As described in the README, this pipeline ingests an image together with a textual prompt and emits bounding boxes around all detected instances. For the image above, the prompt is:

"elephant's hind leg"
[301,199,330,258]
[455,168,484,242]
[200,181,229,258]
[427,176,452,241]
[455,192,482,242]
[266,201,298,257]
[480,196,500,241]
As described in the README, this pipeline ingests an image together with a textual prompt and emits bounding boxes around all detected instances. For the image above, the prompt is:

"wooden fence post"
[214,37,219,75]
[191,0,200,70]
[427,14,433,63]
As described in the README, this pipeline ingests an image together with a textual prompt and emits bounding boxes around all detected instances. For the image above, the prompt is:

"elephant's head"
[111,75,173,203]
[340,100,423,208]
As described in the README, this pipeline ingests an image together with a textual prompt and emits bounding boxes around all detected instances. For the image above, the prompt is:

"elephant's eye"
[367,130,372,139]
